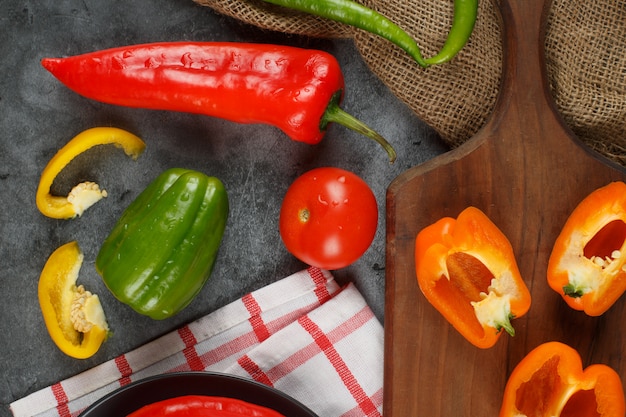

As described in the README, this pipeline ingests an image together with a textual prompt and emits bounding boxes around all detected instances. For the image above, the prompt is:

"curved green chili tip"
[424,0,479,65]
[261,0,428,68]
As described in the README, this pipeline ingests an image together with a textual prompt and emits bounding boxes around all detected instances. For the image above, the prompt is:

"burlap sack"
[545,0,626,166]
[194,0,626,166]
[353,0,501,151]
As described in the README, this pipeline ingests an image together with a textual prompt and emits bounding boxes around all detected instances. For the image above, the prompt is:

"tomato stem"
[298,208,310,223]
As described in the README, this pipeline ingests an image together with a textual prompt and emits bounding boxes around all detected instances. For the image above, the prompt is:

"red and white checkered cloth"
[10,267,384,417]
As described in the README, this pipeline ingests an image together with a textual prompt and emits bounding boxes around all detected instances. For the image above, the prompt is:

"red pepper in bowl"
[41,42,396,162]
[127,395,286,417]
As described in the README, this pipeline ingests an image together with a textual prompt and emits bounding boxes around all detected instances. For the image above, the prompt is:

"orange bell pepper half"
[414,206,531,349]
[547,181,626,316]
[499,341,625,417]
[36,127,145,219]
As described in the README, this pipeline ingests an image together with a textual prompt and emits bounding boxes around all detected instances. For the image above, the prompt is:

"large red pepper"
[41,42,396,162]
[547,181,626,316]
[414,206,531,348]
[127,395,286,417]
[499,341,625,417]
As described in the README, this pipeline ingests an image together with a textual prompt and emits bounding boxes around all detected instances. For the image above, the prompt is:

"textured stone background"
[0,0,446,413]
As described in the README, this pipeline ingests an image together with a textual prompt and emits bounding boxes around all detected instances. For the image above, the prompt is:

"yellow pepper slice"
[36,127,146,219]
[38,241,110,359]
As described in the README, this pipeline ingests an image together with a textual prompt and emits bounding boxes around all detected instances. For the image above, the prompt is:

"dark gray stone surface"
[0,0,447,413]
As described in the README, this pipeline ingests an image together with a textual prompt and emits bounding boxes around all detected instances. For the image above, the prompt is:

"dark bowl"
[79,371,319,416]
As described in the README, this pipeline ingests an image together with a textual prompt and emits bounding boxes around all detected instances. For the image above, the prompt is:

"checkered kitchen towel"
[10,267,384,417]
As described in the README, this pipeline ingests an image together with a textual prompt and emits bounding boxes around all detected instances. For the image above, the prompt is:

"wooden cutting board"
[384,0,626,415]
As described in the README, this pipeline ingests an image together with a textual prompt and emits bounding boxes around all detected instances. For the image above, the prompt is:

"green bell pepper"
[96,168,229,320]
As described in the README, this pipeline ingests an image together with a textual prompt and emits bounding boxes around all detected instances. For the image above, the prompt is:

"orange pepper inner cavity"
[434,252,494,335]
[515,355,600,417]
[584,219,626,261]
[515,356,564,416]
[561,390,601,417]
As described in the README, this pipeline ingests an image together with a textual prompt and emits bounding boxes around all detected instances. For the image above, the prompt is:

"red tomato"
[279,167,378,270]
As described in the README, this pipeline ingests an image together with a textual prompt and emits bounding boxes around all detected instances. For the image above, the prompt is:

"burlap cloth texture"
[194,0,626,166]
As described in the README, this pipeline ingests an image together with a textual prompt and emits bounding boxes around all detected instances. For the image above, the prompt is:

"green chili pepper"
[96,168,229,320]
[424,0,478,65]
[260,0,428,67]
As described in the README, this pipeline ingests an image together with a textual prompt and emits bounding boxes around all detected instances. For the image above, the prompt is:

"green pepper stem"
[322,93,397,163]
[563,283,584,298]
[496,314,516,337]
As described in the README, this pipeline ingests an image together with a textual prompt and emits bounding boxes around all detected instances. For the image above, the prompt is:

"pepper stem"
[563,283,584,298]
[322,92,397,163]
[496,314,516,337]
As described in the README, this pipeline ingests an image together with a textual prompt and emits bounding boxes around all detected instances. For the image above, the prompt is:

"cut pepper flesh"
[499,341,625,417]
[38,241,109,359]
[36,127,146,219]
[414,206,531,348]
[548,181,626,316]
